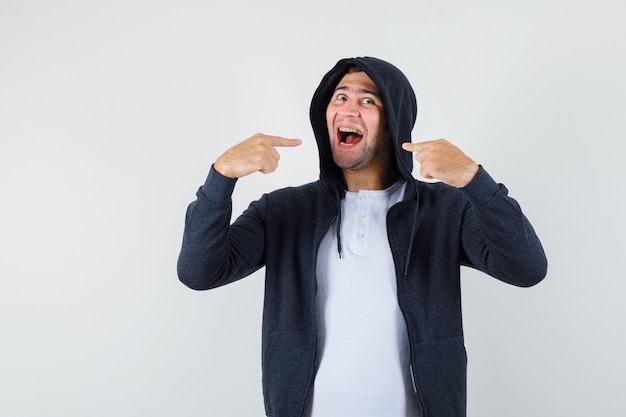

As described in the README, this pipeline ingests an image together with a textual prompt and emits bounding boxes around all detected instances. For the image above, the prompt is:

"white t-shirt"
[306,180,422,417]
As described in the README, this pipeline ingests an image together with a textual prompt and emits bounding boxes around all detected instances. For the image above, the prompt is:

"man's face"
[326,71,392,172]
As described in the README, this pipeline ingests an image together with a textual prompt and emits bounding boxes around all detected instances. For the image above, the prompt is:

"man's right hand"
[213,133,302,179]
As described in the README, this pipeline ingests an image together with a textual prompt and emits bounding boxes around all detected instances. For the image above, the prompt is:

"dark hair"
[345,64,363,74]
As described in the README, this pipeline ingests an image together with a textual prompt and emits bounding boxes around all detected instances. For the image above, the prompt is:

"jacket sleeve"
[176,166,266,290]
[459,166,548,287]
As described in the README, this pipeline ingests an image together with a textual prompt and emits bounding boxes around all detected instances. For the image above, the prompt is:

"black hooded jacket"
[177,56,548,417]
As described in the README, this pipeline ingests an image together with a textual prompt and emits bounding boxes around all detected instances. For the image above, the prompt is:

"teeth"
[339,127,363,135]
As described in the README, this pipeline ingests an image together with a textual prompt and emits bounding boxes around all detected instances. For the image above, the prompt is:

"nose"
[339,99,359,118]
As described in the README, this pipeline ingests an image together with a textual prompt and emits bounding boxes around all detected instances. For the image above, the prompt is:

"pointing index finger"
[402,140,438,152]
[402,141,423,152]
[270,136,303,147]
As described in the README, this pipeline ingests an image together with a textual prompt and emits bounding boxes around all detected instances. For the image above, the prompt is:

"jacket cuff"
[200,165,238,202]
[460,166,500,207]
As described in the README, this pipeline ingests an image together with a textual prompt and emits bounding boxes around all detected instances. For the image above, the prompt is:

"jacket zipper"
[299,211,338,417]
[389,200,426,415]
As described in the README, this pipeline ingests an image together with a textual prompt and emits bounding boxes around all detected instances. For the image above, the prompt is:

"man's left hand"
[402,139,479,188]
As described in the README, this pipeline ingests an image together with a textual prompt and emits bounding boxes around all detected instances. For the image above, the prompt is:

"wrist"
[213,160,236,179]
[456,163,480,188]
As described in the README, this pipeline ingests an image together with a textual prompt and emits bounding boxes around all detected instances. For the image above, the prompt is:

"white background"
[1,0,625,416]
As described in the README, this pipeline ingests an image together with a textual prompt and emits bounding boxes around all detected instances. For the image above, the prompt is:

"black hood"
[309,56,418,188]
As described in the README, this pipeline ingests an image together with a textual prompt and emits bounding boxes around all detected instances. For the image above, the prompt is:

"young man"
[177,57,547,417]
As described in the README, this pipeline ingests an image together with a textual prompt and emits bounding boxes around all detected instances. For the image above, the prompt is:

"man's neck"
[342,166,401,192]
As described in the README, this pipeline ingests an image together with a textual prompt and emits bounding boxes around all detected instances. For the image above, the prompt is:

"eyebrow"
[334,85,382,99]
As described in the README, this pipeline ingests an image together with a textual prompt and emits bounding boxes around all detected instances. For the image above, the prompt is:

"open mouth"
[338,127,363,146]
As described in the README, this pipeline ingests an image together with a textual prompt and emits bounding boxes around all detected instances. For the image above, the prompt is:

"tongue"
[345,134,362,145]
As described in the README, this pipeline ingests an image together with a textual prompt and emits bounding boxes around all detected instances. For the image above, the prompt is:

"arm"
[459,167,547,287]
[177,167,264,290]
[177,134,302,290]
[403,139,547,286]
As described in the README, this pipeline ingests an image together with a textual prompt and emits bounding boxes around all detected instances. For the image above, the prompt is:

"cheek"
[367,114,383,136]
[325,108,335,125]
[325,110,337,136]
[375,113,388,135]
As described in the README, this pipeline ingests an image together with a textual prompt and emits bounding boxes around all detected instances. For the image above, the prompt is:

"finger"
[258,162,278,174]
[401,140,434,153]
[268,136,303,147]
[269,145,281,162]
[257,150,279,174]
[401,142,415,152]
[402,142,433,165]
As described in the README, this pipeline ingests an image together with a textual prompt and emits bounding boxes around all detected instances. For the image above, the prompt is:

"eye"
[336,94,347,101]
[362,97,375,105]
